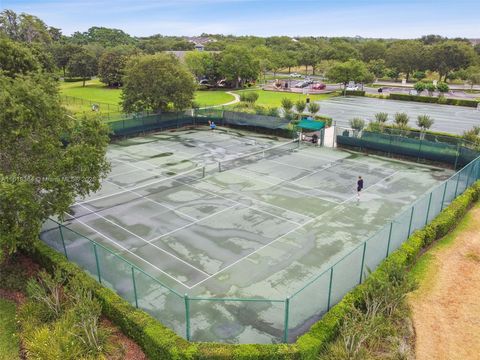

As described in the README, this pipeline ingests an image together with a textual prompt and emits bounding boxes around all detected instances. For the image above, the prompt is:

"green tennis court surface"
[42,127,454,343]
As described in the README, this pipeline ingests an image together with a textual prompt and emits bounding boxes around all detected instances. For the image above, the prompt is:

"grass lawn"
[233,89,338,108]
[194,90,235,107]
[60,79,235,112]
[0,299,19,360]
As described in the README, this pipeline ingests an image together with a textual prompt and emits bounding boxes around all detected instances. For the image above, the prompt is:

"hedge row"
[28,181,480,359]
[389,93,479,108]
[345,90,366,96]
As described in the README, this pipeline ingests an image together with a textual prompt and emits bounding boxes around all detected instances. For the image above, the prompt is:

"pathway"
[199,91,240,109]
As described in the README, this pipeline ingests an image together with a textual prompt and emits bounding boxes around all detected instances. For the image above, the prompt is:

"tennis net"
[218,139,299,172]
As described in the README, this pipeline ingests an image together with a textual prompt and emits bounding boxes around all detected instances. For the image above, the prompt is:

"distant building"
[194,43,204,51]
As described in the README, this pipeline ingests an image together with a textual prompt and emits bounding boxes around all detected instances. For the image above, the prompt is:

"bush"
[394,112,409,128]
[295,100,306,113]
[314,115,333,127]
[267,107,279,117]
[416,114,434,131]
[350,118,365,131]
[413,71,426,81]
[345,90,365,96]
[413,81,426,93]
[425,83,436,95]
[308,102,320,114]
[240,91,259,104]
[281,98,294,111]
[374,112,388,123]
[436,81,449,94]
[63,77,90,83]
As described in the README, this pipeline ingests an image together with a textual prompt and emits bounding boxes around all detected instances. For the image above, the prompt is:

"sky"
[2,0,480,38]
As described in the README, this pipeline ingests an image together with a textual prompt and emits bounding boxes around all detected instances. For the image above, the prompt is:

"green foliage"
[66,49,98,86]
[374,112,388,123]
[281,97,294,112]
[425,82,436,95]
[345,90,365,96]
[50,43,83,77]
[295,100,306,113]
[240,91,259,104]
[307,102,320,114]
[436,81,449,94]
[267,107,279,117]
[314,115,333,127]
[26,270,67,321]
[121,53,196,113]
[0,299,19,360]
[0,37,40,77]
[0,10,52,43]
[386,40,426,81]
[430,40,476,81]
[413,70,426,81]
[388,93,479,107]
[0,73,110,259]
[394,112,409,128]
[413,81,426,92]
[350,118,365,131]
[326,59,374,86]
[219,45,260,88]
[463,126,480,146]
[98,48,129,87]
[70,26,136,47]
[416,114,434,130]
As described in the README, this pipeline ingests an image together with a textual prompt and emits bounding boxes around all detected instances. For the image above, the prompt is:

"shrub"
[345,90,365,96]
[425,83,436,95]
[374,112,388,123]
[413,81,426,93]
[240,91,259,104]
[267,107,279,117]
[413,71,426,81]
[314,115,333,127]
[350,118,365,132]
[308,102,320,114]
[295,100,306,113]
[436,81,449,94]
[394,112,409,128]
[281,98,294,112]
[416,115,434,131]
[388,93,479,107]
[26,270,67,321]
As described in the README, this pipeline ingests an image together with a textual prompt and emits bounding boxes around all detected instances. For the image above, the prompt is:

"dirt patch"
[409,206,480,360]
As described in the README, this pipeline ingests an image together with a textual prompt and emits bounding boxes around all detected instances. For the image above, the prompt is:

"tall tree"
[360,40,387,62]
[326,59,374,93]
[429,41,476,81]
[50,43,84,77]
[0,10,51,43]
[121,53,196,113]
[66,50,98,86]
[0,38,40,76]
[386,40,426,81]
[219,45,260,87]
[98,48,129,87]
[0,73,110,259]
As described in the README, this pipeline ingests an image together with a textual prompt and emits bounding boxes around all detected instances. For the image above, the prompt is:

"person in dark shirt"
[357,176,364,201]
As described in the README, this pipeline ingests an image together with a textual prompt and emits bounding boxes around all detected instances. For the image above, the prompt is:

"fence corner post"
[327,267,334,311]
[407,206,415,237]
[184,294,191,341]
[93,243,102,284]
[386,221,393,257]
[425,192,433,225]
[283,297,290,343]
[131,266,138,308]
[359,242,367,284]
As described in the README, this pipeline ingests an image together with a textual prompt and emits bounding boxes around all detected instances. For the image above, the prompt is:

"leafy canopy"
[121,53,196,113]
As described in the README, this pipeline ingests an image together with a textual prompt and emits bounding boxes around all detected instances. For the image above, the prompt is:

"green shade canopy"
[297,119,325,131]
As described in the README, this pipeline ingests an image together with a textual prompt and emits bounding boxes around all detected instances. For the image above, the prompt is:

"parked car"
[289,72,302,78]
[312,83,326,90]
[294,81,310,88]
[198,79,211,86]
[216,79,227,87]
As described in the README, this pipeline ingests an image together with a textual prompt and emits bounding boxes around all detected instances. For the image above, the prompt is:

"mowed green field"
[60,79,235,108]
[234,89,337,107]
[0,299,19,360]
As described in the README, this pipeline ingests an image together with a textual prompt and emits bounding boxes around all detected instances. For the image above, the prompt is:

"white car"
[346,85,359,91]
[289,73,302,78]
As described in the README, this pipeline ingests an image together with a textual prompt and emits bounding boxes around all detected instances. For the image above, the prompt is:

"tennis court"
[41,126,456,344]
[318,96,480,134]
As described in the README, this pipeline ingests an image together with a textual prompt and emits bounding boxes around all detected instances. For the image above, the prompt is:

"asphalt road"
[316,96,480,135]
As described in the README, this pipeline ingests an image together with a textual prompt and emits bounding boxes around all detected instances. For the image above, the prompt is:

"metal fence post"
[386,222,393,257]
[283,297,290,343]
[359,242,367,284]
[93,244,102,284]
[453,143,460,170]
[59,225,68,260]
[425,192,433,225]
[407,206,415,237]
[131,267,138,308]
[454,173,461,197]
[327,267,334,310]
[440,181,448,210]
[184,294,191,341]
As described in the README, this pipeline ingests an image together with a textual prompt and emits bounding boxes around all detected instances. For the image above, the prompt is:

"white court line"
[148,203,238,242]
[339,170,401,204]
[267,158,313,172]
[63,213,196,289]
[188,169,403,289]
[182,181,307,227]
[73,204,211,277]
[107,168,144,179]
[103,179,198,222]
[107,155,308,227]
[233,168,342,205]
